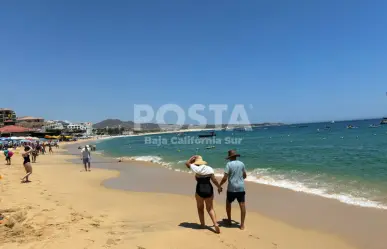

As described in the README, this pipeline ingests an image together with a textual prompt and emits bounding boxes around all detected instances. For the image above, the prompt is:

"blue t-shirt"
[225,160,245,192]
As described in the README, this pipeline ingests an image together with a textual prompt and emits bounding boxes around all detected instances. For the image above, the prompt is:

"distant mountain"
[93,119,133,129]
[93,119,160,130]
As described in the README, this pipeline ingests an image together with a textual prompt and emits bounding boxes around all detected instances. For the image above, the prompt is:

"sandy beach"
[0,143,359,249]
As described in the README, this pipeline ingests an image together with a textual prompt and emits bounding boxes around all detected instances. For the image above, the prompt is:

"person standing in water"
[185,155,222,234]
[219,150,247,230]
[21,146,33,183]
[81,145,91,172]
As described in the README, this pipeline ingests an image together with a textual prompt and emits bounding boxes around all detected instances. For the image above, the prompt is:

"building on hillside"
[81,122,93,135]
[67,123,86,132]
[122,130,134,135]
[42,120,65,131]
[67,122,93,135]
[17,116,45,129]
[0,108,17,127]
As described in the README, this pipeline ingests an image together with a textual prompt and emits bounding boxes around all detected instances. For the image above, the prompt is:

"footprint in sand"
[106,238,117,246]
[249,234,260,240]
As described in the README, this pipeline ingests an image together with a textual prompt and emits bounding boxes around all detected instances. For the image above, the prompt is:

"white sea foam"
[117,154,387,210]
[244,170,387,210]
[119,155,172,168]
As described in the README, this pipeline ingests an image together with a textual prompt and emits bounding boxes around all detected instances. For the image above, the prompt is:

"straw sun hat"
[193,156,207,165]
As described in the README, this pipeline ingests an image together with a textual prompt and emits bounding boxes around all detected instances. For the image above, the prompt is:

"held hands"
[217,186,223,194]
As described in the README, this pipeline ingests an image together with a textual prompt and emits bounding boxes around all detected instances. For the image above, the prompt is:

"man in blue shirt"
[220,150,247,230]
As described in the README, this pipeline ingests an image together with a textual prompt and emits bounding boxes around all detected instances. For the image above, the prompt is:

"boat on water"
[369,124,380,128]
[234,126,253,132]
[331,120,335,124]
[198,131,216,138]
[346,125,358,129]
[380,117,387,125]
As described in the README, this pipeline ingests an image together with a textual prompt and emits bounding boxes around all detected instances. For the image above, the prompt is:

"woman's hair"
[24,146,31,151]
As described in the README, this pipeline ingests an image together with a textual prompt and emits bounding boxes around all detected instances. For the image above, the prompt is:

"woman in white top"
[185,155,222,234]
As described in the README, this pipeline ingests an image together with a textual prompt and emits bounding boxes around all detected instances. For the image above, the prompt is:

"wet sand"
[0,143,356,249]
[66,142,387,249]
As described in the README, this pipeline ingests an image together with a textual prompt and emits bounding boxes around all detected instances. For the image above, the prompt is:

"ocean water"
[96,119,387,209]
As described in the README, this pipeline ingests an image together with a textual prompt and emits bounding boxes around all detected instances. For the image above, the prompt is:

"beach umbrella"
[11,137,23,140]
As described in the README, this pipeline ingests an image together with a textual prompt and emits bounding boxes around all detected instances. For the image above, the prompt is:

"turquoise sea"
[96,119,387,209]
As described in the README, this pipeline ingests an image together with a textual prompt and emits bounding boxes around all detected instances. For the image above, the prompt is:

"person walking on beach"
[48,143,53,154]
[21,146,33,183]
[3,148,13,165]
[42,143,46,154]
[81,145,91,172]
[185,155,222,234]
[31,145,39,163]
[219,150,247,230]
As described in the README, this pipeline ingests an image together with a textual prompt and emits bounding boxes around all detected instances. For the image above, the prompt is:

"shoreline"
[91,135,387,210]
[92,127,215,140]
[0,142,357,249]
[66,141,387,249]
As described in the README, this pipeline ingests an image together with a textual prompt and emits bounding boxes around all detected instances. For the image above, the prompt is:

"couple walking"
[185,150,246,234]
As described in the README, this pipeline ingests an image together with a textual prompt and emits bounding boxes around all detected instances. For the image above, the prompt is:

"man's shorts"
[83,158,90,164]
[227,191,246,203]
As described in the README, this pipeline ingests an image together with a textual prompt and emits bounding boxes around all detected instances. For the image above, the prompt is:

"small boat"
[347,125,358,129]
[369,124,380,128]
[198,131,216,138]
[225,126,234,131]
[244,126,253,131]
[380,117,387,125]
[331,120,335,124]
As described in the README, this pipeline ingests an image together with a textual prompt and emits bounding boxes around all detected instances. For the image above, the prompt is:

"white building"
[81,122,93,135]
[67,123,87,131]
[42,120,65,131]
[67,122,93,135]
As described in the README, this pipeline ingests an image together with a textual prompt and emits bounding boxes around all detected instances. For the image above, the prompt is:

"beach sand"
[0,145,355,249]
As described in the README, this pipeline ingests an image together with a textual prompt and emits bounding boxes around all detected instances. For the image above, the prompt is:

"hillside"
[93,119,284,130]
[93,119,160,130]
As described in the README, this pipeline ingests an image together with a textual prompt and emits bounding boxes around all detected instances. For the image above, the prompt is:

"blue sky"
[1,1,387,124]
